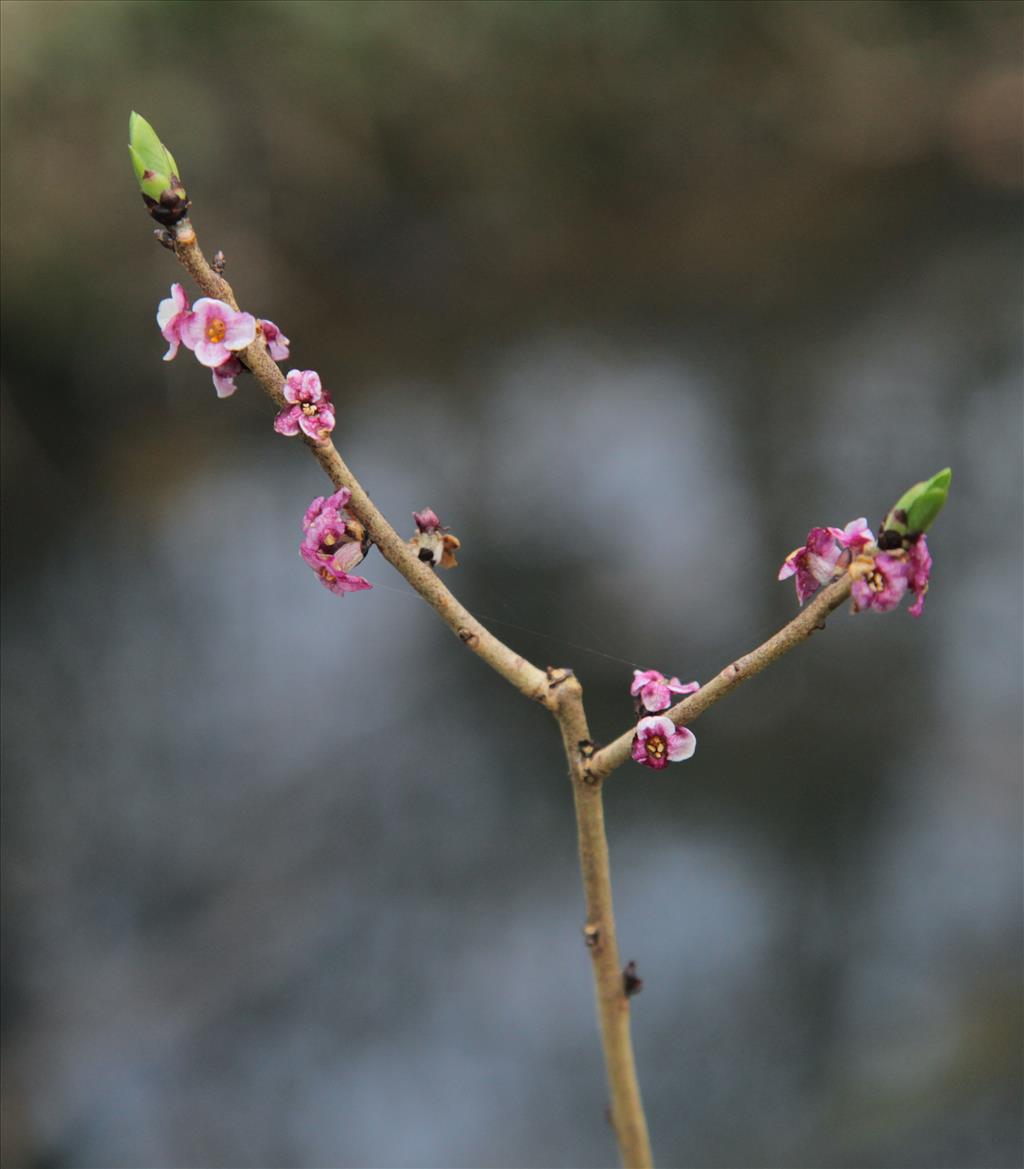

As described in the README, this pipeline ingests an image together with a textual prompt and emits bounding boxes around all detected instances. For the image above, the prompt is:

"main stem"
[555,678,652,1168]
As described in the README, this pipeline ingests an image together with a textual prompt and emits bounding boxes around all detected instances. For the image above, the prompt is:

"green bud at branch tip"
[884,467,952,536]
[128,111,191,227]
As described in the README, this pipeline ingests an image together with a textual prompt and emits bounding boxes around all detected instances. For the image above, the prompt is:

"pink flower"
[851,553,909,613]
[274,369,336,442]
[211,355,243,399]
[181,298,257,367]
[778,527,843,605]
[260,319,290,362]
[631,716,696,770]
[906,535,932,617]
[630,669,700,714]
[156,283,190,361]
[304,488,352,532]
[300,488,372,596]
[829,517,875,554]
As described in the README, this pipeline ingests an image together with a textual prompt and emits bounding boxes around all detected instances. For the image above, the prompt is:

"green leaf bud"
[883,467,951,537]
[128,111,190,227]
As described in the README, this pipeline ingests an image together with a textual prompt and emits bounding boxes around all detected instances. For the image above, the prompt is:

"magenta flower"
[303,488,352,532]
[851,553,909,613]
[211,355,243,399]
[778,527,843,605]
[274,369,336,442]
[631,716,697,770]
[260,319,290,362]
[181,297,257,367]
[906,535,932,617]
[830,517,875,554]
[630,669,700,714]
[156,283,191,361]
[300,488,372,596]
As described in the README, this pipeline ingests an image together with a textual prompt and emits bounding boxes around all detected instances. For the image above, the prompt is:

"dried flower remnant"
[301,489,372,596]
[259,319,290,362]
[630,669,700,714]
[274,369,336,442]
[181,298,257,368]
[156,282,190,361]
[409,507,461,569]
[631,716,696,770]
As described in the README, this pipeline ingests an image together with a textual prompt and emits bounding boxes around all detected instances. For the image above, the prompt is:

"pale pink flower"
[630,669,700,714]
[156,283,190,361]
[778,527,843,605]
[851,553,909,613]
[631,716,696,770]
[906,535,932,617]
[274,369,336,442]
[260,319,290,361]
[829,517,875,554]
[211,355,243,399]
[300,489,371,596]
[181,298,257,367]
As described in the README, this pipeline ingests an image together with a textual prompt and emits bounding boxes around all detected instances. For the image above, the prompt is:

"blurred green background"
[2,2,1022,1167]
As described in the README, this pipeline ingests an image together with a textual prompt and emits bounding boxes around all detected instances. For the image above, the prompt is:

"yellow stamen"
[206,319,226,344]
[647,736,666,760]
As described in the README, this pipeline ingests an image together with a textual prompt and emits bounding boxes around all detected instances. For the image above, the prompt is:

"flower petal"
[666,727,696,761]
[222,311,256,351]
[274,405,302,435]
[192,339,230,368]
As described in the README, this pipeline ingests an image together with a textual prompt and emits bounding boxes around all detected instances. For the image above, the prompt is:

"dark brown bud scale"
[623,961,644,997]
[141,187,191,228]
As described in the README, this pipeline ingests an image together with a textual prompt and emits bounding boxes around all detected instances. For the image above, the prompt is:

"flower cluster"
[274,369,336,442]
[157,283,289,399]
[301,489,372,596]
[408,507,461,569]
[629,669,698,770]
[779,513,933,617]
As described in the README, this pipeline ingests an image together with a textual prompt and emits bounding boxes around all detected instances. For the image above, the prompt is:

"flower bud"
[882,468,951,537]
[128,111,190,226]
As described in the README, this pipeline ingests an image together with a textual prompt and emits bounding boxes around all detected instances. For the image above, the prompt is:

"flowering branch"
[130,112,949,1169]
[172,220,557,706]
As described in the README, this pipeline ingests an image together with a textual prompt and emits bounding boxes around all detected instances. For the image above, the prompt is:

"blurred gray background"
[2,2,1022,1167]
